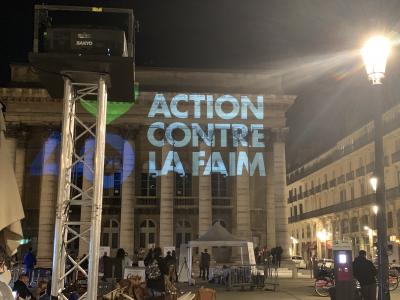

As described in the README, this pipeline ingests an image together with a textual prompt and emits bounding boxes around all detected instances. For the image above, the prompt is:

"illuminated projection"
[146,93,266,176]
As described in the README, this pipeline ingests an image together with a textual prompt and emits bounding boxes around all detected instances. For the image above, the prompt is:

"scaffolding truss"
[51,75,108,300]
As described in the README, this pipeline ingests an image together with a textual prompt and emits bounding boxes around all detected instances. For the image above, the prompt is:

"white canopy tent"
[187,222,256,279]
[0,102,24,257]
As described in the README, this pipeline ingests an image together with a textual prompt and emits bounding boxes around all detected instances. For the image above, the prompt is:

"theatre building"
[287,103,400,262]
[1,64,295,267]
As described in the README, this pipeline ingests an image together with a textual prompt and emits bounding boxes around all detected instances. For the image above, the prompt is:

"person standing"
[353,250,377,300]
[202,249,211,280]
[276,246,283,267]
[199,251,204,279]
[23,247,36,282]
[145,247,167,297]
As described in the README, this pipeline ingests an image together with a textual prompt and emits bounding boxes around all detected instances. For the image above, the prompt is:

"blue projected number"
[30,132,135,188]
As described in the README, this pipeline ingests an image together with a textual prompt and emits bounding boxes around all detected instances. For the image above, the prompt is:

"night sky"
[1,0,400,169]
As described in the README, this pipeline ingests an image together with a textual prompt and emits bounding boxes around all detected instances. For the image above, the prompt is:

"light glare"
[361,35,391,84]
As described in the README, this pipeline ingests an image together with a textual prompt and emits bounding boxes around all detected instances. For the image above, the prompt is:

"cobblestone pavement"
[182,278,400,300]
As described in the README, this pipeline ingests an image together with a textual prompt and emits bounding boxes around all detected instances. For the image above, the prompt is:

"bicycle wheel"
[388,275,399,291]
[314,278,332,297]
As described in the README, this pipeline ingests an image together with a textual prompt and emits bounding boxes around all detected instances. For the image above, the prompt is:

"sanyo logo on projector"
[76,40,93,46]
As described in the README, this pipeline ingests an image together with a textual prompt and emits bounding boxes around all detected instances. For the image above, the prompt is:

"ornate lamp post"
[362,35,392,300]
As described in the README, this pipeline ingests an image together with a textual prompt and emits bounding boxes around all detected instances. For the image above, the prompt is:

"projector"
[43,27,128,57]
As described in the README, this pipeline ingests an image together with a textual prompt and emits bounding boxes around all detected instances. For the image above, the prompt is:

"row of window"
[291,211,397,240]
[289,137,400,203]
[141,173,229,197]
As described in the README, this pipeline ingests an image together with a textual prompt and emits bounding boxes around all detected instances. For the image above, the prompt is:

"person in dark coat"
[199,251,204,279]
[164,251,176,282]
[202,249,211,280]
[114,248,126,280]
[353,250,377,300]
[13,274,36,299]
[276,246,283,267]
[146,247,167,297]
[144,248,154,266]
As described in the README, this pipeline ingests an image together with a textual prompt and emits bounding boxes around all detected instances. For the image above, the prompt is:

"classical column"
[236,145,251,240]
[14,129,28,196]
[266,149,276,248]
[37,129,59,267]
[198,142,212,236]
[119,132,136,257]
[159,143,174,248]
[272,128,290,258]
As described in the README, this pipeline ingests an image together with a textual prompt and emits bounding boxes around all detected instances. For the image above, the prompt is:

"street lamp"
[317,229,330,259]
[364,225,376,260]
[370,175,378,193]
[361,35,392,300]
[290,236,298,256]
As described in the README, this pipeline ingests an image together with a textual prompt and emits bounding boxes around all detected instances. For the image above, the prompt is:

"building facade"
[287,103,400,262]
[1,65,295,267]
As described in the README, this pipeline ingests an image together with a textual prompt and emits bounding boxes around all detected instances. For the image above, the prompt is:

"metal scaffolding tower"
[51,74,108,299]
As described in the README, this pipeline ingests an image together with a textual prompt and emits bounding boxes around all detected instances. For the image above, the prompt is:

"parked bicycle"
[314,263,334,296]
[314,263,399,297]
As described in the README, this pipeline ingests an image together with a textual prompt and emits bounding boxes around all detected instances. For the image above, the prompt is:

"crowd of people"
[254,246,283,266]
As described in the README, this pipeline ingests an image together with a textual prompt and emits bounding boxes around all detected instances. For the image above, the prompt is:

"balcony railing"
[392,150,400,164]
[212,197,232,207]
[136,196,159,207]
[329,179,337,188]
[337,175,345,184]
[103,196,121,206]
[288,186,400,223]
[356,167,365,177]
[346,171,355,181]
[366,162,374,173]
[284,116,400,184]
[315,185,321,193]
[174,196,198,207]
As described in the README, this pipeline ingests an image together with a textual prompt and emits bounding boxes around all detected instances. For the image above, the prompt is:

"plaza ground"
[182,277,400,300]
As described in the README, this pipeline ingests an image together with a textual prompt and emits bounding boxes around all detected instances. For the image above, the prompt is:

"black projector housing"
[43,27,127,57]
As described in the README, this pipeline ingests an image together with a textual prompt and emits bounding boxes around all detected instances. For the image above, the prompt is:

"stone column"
[37,129,59,267]
[266,149,276,248]
[159,143,174,248]
[198,142,212,236]
[236,146,251,240]
[119,132,136,257]
[272,128,290,259]
[14,129,28,196]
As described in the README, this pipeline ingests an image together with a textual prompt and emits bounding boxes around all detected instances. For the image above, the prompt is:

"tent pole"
[188,246,192,285]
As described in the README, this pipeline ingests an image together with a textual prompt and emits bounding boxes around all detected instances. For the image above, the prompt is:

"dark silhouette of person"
[199,250,204,279]
[13,273,36,299]
[146,247,167,297]
[353,250,377,300]
[115,248,126,280]
[144,248,154,266]
[276,246,283,267]
[23,247,36,282]
[202,249,211,280]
